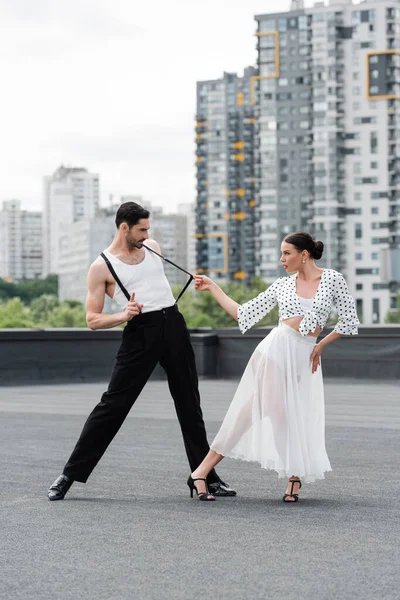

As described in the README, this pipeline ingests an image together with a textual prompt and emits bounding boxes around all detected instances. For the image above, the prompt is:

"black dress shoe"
[48,474,74,501]
[208,480,237,497]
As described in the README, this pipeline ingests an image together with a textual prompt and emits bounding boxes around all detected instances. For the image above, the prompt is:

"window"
[278,18,287,31]
[371,161,378,169]
[353,102,361,110]
[371,252,379,260]
[370,132,378,154]
[372,298,380,323]
[298,16,307,29]
[373,283,388,290]
[355,177,378,184]
[353,72,360,80]
[356,283,363,291]
[259,19,276,32]
[356,268,374,275]
[355,223,362,239]
[355,253,363,260]
[371,207,379,214]
[353,87,361,95]
[356,298,363,319]
[354,192,362,201]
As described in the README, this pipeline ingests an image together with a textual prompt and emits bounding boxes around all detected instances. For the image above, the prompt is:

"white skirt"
[211,323,332,483]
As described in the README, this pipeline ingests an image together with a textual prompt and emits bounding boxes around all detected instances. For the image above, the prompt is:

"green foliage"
[385,293,400,323]
[0,298,34,328]
[173,277,279,329]
[0,293,86,328]
[30,295,60,326]
[46,305,87,327]
[0,276,278,329]
[0,275,58,303]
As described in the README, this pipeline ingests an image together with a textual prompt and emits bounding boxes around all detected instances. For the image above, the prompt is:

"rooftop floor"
[1,379,399,600]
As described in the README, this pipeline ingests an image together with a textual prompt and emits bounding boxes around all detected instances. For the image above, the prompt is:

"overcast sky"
[0,0,360,214]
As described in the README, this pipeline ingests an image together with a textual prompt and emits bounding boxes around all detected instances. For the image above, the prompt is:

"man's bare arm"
[86,262,143,330]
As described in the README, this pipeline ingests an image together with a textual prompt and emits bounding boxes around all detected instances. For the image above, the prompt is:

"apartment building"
[252,0,400,323]
[195,68,257,284]
[0,200,42,281]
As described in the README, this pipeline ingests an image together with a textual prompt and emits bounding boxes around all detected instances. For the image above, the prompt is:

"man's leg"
[48,322,160,498]
[159,310,235,494]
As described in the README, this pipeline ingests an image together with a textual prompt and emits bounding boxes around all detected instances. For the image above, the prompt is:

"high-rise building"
[0,200,42,281]
[178,202,196,276]
[43,166,99,276]
[195,68,258,284]
[150,206,188,287]
[253,0,400,323]
[58,216,116,305]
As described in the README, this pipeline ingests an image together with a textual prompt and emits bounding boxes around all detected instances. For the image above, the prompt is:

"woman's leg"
[190,450,224,495]
[284,476,301,501]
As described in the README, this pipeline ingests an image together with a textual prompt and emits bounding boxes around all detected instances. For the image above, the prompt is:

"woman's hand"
[194,275,215,292]
[310,342,324,374]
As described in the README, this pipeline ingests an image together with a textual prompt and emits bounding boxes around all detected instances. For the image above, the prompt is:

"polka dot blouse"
[237,269,360,336]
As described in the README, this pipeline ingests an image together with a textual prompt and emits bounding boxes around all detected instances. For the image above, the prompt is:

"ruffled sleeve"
[333,272,359,335]
[237,279,281,334]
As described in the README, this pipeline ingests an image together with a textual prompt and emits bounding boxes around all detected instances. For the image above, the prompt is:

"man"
[48,201,235,500]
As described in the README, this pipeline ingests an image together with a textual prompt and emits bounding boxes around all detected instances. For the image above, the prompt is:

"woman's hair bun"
[313,240,324,260]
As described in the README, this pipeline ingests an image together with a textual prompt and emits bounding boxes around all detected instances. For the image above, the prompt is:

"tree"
[385,293,400,323]
[0,275,58,303]
[0,298,34,328]
[30,295,60,327]
[173,277,279,329]
[46,304,87,327]
[30,294,87,327]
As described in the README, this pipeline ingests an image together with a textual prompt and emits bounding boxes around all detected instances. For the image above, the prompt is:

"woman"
[188,232,359,503]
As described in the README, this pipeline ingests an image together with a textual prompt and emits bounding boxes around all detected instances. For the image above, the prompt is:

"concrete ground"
[0,378,399,600]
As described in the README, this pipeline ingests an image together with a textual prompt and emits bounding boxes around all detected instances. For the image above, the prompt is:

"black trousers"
[63,305,220,485]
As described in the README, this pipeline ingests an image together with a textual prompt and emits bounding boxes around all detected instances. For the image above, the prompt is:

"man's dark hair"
[115,202,150,229]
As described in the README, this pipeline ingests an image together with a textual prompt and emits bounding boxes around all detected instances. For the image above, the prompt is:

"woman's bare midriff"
[282,317,321,338]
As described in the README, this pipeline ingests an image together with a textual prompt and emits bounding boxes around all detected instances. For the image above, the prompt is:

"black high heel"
[283,477,302,503]
[187,476,215,501]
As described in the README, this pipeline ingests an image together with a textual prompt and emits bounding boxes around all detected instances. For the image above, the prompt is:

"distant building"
[0,200,42,281]
[150,206,188,287]
[58,216,115,305]
[43,165,99,276]
[195,68,257,284]
[252,0,400,323]
[178,202,196,276]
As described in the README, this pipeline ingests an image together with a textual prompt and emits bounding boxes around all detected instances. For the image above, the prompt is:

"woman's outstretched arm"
[194,275,239,321]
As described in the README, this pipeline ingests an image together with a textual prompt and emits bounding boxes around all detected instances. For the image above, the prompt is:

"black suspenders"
[142,244,193,303]
[101,247,193,304]
[100,253,131,301]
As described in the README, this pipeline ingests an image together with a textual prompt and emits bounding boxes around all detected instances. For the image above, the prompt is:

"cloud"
[0,0,141,59]
[39,125,194,165]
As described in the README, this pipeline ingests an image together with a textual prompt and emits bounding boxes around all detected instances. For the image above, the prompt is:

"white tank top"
[296,295,314,314]
[103,247,175,313]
